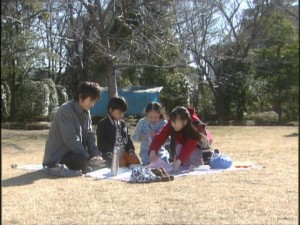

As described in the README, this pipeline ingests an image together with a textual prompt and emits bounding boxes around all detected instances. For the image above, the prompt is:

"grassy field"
[1,126,298,225]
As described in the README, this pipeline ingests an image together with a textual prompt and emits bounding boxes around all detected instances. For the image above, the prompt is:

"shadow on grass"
[283,132,298,137]
[2,170,58,187]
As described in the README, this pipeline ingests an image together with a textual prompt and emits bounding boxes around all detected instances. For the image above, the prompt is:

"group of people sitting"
[42,81,214,177]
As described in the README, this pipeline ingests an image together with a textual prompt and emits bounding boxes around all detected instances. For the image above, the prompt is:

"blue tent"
[90,86,163,116]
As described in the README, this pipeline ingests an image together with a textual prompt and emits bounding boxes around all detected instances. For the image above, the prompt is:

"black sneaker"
[46,165,82,177]
[214,149,220,154]
[82,166,93,174]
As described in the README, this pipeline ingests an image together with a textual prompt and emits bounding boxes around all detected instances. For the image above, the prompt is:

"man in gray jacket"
[43,81,105,177]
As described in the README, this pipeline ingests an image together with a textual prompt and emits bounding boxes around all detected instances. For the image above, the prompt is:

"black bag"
[197,140,213,165]
[202,149,213,165]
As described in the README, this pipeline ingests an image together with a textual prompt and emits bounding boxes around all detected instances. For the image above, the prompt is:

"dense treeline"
[1,0,298,123]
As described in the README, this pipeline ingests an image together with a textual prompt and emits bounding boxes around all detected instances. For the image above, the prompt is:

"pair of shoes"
[150,167,174,181]
[160,167,174,181]
[46,165,82,177]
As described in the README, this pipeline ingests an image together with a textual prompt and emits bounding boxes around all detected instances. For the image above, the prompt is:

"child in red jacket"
[149,106,207,172]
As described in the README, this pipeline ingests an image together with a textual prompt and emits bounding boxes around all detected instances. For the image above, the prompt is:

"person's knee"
[119,158,127,167]
[62,153,89,170]
[123,153,141,166]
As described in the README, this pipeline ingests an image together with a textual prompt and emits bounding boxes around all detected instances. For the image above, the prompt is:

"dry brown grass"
[2,126,298,225]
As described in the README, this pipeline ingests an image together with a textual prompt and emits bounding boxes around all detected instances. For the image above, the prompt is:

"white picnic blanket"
[15,164,45,171]
[85,164,259,181]
[13,159,263,182]
[85,166,221,181]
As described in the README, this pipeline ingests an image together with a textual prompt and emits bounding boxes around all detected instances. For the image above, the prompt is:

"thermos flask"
[111,147,120,176]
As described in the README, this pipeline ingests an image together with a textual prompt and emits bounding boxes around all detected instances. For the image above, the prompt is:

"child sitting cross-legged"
[96,96,141,167]
[132,102,170,165]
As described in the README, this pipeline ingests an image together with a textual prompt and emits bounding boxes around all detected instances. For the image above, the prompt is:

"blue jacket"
[132,117,167,154]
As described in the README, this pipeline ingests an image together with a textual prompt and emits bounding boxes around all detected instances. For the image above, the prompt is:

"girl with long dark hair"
[149,106,207,172]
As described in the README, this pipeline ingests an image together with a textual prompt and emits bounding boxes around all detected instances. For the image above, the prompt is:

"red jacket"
[148,120,199,163]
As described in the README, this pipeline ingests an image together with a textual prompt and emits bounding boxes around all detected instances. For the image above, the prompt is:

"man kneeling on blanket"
[42,81,105,177]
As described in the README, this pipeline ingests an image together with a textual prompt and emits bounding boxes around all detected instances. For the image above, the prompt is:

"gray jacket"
[43,100,100,167]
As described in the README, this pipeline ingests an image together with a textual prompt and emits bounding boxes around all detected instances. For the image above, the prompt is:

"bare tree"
[33,0,70,81]
[172,0,285,122]
[72,0,181,98]
[172,0,219,109]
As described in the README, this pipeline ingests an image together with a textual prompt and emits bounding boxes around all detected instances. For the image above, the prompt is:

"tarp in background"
[90,86,163,116]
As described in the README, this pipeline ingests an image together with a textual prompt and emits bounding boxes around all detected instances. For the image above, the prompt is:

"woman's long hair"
[169,106,206,159]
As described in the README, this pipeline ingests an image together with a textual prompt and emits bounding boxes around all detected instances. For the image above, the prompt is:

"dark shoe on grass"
[82,166,93,174]
[46,165,82,177]
[159,167,174,181]
[150,168,174,181]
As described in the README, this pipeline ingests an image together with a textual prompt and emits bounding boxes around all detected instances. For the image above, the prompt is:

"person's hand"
[149,150,158,163]
[89,155,106,166]
[149,131,156,138]
[172,159,182,172]
[199,133,208,143]
[91,155,102,160]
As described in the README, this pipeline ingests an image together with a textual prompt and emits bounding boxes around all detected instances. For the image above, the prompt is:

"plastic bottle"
[111,147,120,176]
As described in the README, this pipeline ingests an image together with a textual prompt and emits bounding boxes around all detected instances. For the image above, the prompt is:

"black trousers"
[60,152,89,171]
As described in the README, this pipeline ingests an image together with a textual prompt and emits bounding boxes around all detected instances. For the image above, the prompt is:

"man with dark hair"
[97,96,141,167]
[43,81,105,177]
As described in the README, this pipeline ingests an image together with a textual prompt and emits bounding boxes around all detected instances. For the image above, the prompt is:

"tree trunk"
[207,78,224,124]
[71,67,79,95]
[215,92,224,124]
[193,76,201,110]
[236,89,246,121]
[212,86,224,124]
[277,90,283,122]
[106,59,118,98]
[277,103,283,122]
[9,60,16,121]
